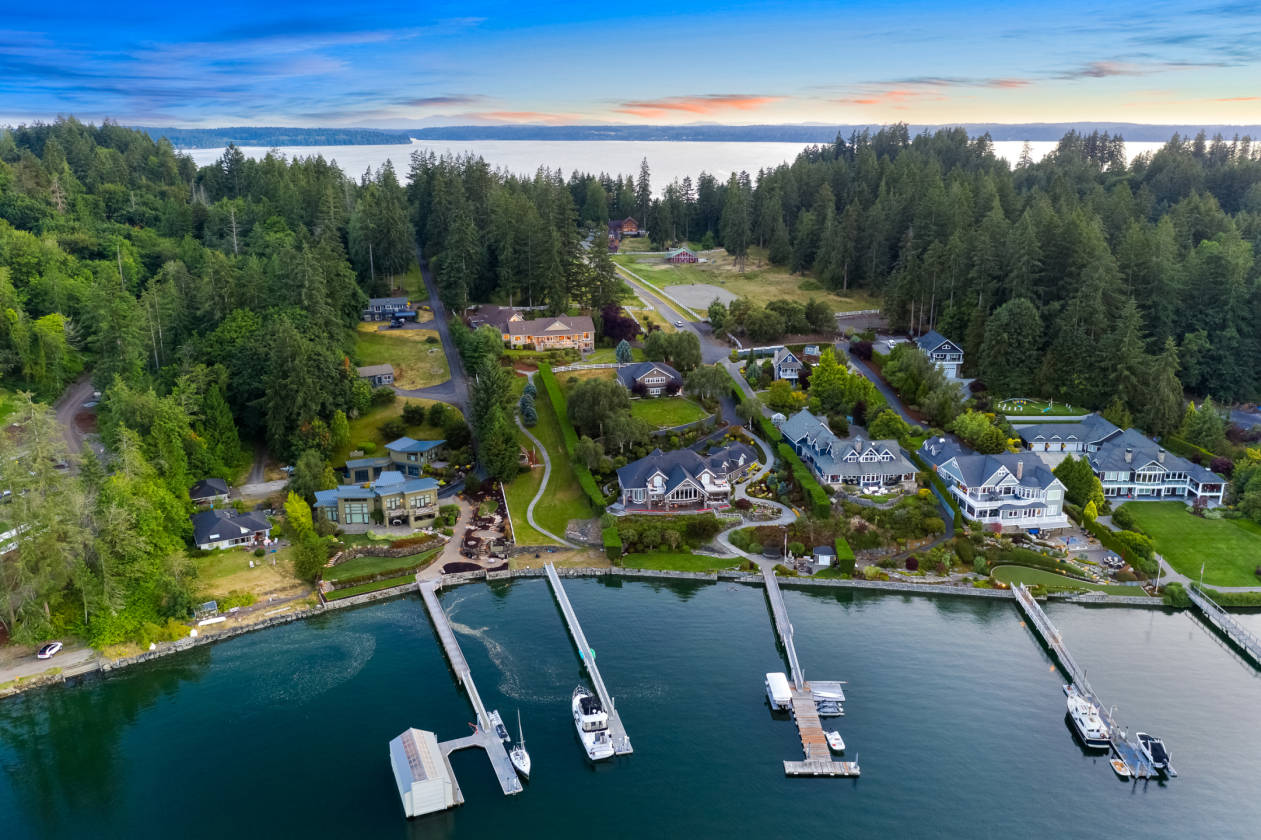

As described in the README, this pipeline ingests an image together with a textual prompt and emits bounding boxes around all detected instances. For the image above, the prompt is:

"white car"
[36,641,63,660]
[674,320,684,327]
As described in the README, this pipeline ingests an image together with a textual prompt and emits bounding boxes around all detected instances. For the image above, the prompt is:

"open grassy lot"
[630,397,709,429]
[995,397,1084,417]
[330,398,459,467]
[555,368,616,395]
[355,322,449,389]
[325,574,415,600]
[990,565,1150,595]
[323,547,441,582]
[193,544,309,602]
[614,247,879,313]
[1119,501,1261,587]
[503,373,558,546]
[585,345,645,363]
[531,385,593,537]
[621,552,740,571]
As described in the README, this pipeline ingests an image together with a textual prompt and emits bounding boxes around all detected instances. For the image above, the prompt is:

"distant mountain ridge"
[140,123,1261,150]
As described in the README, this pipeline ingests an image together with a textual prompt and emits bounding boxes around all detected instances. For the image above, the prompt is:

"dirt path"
[52,375,95,456]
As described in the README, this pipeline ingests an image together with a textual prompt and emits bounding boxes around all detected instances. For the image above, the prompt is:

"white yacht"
[1136,732,1170,771]
[572,686,615,761]
[509,710,531,780]
[1065,684,1111,749]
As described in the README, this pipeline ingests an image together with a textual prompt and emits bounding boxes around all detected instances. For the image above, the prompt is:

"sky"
[2,0,1260,127]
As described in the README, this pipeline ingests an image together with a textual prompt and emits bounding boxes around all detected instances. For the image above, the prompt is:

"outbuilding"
[389,728,459,818]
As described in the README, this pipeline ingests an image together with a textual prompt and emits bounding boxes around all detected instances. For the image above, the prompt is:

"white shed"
[389,728,458,818]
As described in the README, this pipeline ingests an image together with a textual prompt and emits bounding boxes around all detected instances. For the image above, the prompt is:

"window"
[345,501,370,524]
[386,497,401,510]
[326,507,338,523]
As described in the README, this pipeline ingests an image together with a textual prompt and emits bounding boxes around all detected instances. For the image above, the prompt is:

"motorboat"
[826,730,845,752]
[572,686,615,761]
[1110,758,1131,778]
[489,710,511,743]
[1136,732,1170,771]
[509,710,531,780]
[1065,684,1111,749]
[765,672,791,711]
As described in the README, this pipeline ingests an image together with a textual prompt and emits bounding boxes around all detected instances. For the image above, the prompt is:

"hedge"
[602,526,623,561]
[908,449,965,532]
[834,536,856,575]
[1067,506,1155,574]
[722,366,781,442]
[536,363,606,514]
[1162,434,1221,463]
[1198,587,1261,607]
[777,442,831,518]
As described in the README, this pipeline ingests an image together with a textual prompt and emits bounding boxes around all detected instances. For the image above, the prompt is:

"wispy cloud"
[470,110,583,124]
[1215,96,1261,101]
[401,95,485,108]
[614,94,781,118]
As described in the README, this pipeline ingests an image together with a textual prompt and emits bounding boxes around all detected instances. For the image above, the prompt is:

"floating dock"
[1012,584,1167,779]
[1187,584,1261,669]
[762,567,859,778]
[543,563,632,754]
[389,576,522,819]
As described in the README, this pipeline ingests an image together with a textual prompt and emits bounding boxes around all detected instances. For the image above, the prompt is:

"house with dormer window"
[616,362,681,397]
[777,409,916,490]
[615,443,757,510]
[771,347,803,382]
[920,437,1068,532]
[914,330,964,378]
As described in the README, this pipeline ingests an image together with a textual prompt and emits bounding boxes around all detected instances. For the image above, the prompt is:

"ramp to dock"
[1188,585,1261,669]
[762,566,804,689]
[543,563,633,755]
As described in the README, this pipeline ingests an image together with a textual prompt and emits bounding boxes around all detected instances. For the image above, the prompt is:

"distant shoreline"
[134,123,1261,151]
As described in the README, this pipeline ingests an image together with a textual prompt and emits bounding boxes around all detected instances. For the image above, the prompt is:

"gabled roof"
[1017,414,1120,446]
[616,444,755,492]
[189,477,229,500]
[506,315,595,336]
[386,437,445,454]
[356,364,394,378]
[616,361,681,388]
[920,438,1061,492]
[470,305,524,330]
[914,330,961,355]
[772,347,801,368]
[345,456,391,470]
[191,509,270,546]
[1087,427,1221,482]
[368,297,408,307]
[781,410,912,477]
[665,246,697,259]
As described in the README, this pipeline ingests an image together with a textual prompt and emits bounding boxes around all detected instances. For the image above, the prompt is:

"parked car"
[674,320,684,327]
[36,641,63,660]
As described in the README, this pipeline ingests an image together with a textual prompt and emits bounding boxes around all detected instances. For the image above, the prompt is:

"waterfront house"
[771,347,803,382]
[615,443,757,510]
[665,246,698,264]
[188,477,229,506]
[1017,414,1118,454]
[913,330,964,378]
[505,314,595,352]
[616,361,681,397]
[314,471,440,531]
[344,436,445,483]
[191,509,271,551]
[363,297,410,322]
[919,437,1068,533]
[778,409,916,490]
[356,364,395,387]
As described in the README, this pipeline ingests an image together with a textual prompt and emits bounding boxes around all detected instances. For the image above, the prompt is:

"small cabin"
[665,246,698,264]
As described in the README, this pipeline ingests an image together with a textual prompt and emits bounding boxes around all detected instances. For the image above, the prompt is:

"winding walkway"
[514,412,577,549]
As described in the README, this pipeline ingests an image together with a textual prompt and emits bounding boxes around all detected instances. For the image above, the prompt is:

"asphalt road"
[615,266,729,364]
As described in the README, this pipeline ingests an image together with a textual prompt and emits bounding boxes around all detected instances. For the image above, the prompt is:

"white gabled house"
[913,330,964,379]
[777,409,916,491]
[920,437,1068,533]
[771,347,803,382]
[615,443,757,510]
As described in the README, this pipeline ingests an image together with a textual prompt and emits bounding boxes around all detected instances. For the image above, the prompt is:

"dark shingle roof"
[191,509,270,546]
[616,362,680,388]
[189,478,229,500]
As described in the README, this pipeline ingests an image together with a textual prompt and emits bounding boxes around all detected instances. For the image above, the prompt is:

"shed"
[388,728,459,818]
[665,246,698,264]
[356,364,395,386]
[812,545,837,565]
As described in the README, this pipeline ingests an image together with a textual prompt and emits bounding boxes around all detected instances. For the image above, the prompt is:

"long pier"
[762,568,859,777]
[1012,584,1161,779]
[417,577,524,797]
[543,563,633,755]
[1188,585,1261,668]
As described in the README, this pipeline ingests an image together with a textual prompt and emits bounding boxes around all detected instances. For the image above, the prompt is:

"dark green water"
[2,579,1259,839]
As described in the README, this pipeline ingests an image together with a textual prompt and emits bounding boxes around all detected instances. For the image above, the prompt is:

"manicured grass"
[990,565,1150,595]
[995,397,1083,416]
[325,574,415,600]
[529,378,593,536]
[1119,501,1261,587]
[355,322,450,389]
[585,346,645,363]
[330,398,458,467]
[629,397,709,429]
[621,552,740,571]
[503,374,558,546]
[323,547,441,582]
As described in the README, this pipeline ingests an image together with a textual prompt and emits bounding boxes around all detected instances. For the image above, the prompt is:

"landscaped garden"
[354,322,450,389]
[629,396,709,429]
[325,574,415,600]
[329,397,459,467]
[322,547,442,583]
[990,564,1150,595]
[1118,501,1261,586]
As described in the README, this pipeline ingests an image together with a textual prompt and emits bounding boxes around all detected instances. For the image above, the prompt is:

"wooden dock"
[762,565,805,689]
[417,576,524,797]
[543,563,632,754]
[1188,584,1261,669]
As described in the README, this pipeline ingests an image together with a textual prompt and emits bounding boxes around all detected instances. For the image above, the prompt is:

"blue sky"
[2,1,1260,126]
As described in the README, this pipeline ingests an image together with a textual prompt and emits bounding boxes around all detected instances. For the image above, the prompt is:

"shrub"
[748,541,764,555]
[834,536,855,575]
[734,498,752,510]
[787,541,805,556]
[905,556,919,571]
[602,526,623,561]
[402,403,428,425]
[777,442,830,517]
[379,418,407,440]
[371,387,396,407]
[1162,582,1191,608]
[1210,456,1234,477]
[253,547,265,557]
[1110,505,1137,532]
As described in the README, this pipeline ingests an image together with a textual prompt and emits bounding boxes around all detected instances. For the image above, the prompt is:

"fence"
[552,362,626,373]
[835,309,881,319]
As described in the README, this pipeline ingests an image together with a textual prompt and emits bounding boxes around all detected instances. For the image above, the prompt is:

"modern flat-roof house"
[363,297,410,321]
[771,347,803,382]
[191,509,271,551]
[615,443,757,510]
[1018,415,1226,503]
[356,364,395,386]
[314,471,440,531]
[777,409,916,490]
[665,246,698,264]
[920,437,1068,532]
[188,477,229,506]
[914,330,964,378]
[505,315,595,352]
[344,436,445,483]
[616,361,682,397]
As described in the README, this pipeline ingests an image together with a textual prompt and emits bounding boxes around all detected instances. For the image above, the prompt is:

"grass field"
[995,398,1084,417]
[531,385,593,537]
[990,565,1150,595]
[193,544,308,601]
[325,574,415,600]
[1119,501,1261,587]
[621,552,740,571]
[614,247,879,313]
[630,397,709,429]
[585,346,645,363]
[503,373,563,546]
[323,547,441,582]
[555,368,617,393]
[355,323,449,389]
[330,398,458,467]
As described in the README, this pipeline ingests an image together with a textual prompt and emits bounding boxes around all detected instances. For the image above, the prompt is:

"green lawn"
[630,396,710,429]
[504,423,554,546]
[323,547,441,582]
[531,387,593,537]
[621,552,740,571]
[355,322,450,390]
[995,398,1084,416]
[990,565,1151,595]
[1119,501,1261,587]
[585,346,645,363]
[325,574,416,600]
[330,398,459,468]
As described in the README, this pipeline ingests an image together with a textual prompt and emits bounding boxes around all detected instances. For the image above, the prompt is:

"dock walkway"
[1188,585,1261,668]
[762,565,804,689]
[543,564,633,755]
[417,577,523,796]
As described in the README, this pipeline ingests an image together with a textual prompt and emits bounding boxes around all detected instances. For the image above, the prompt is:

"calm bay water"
[1,580,1258,839]
[184,139,1167,188]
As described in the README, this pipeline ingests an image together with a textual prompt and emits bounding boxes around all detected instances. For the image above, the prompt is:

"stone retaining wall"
[327,537,445,567]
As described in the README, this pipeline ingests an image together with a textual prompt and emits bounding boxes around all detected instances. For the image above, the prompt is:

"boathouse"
[389,728,458,818]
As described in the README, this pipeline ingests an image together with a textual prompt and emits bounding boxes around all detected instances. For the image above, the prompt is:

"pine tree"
[1139,339,1183,438]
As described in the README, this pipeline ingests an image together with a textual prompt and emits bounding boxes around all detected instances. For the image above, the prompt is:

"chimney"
[1158,449,1166,463]
[1124,448,1133,464]
[1016,459,1024,480]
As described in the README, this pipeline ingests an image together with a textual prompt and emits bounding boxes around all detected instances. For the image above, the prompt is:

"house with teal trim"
[343,436,445,483]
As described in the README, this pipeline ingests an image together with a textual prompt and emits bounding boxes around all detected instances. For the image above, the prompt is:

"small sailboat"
[1109,758,1131,778]
[509,710,531,780]
[826,730,845,752]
